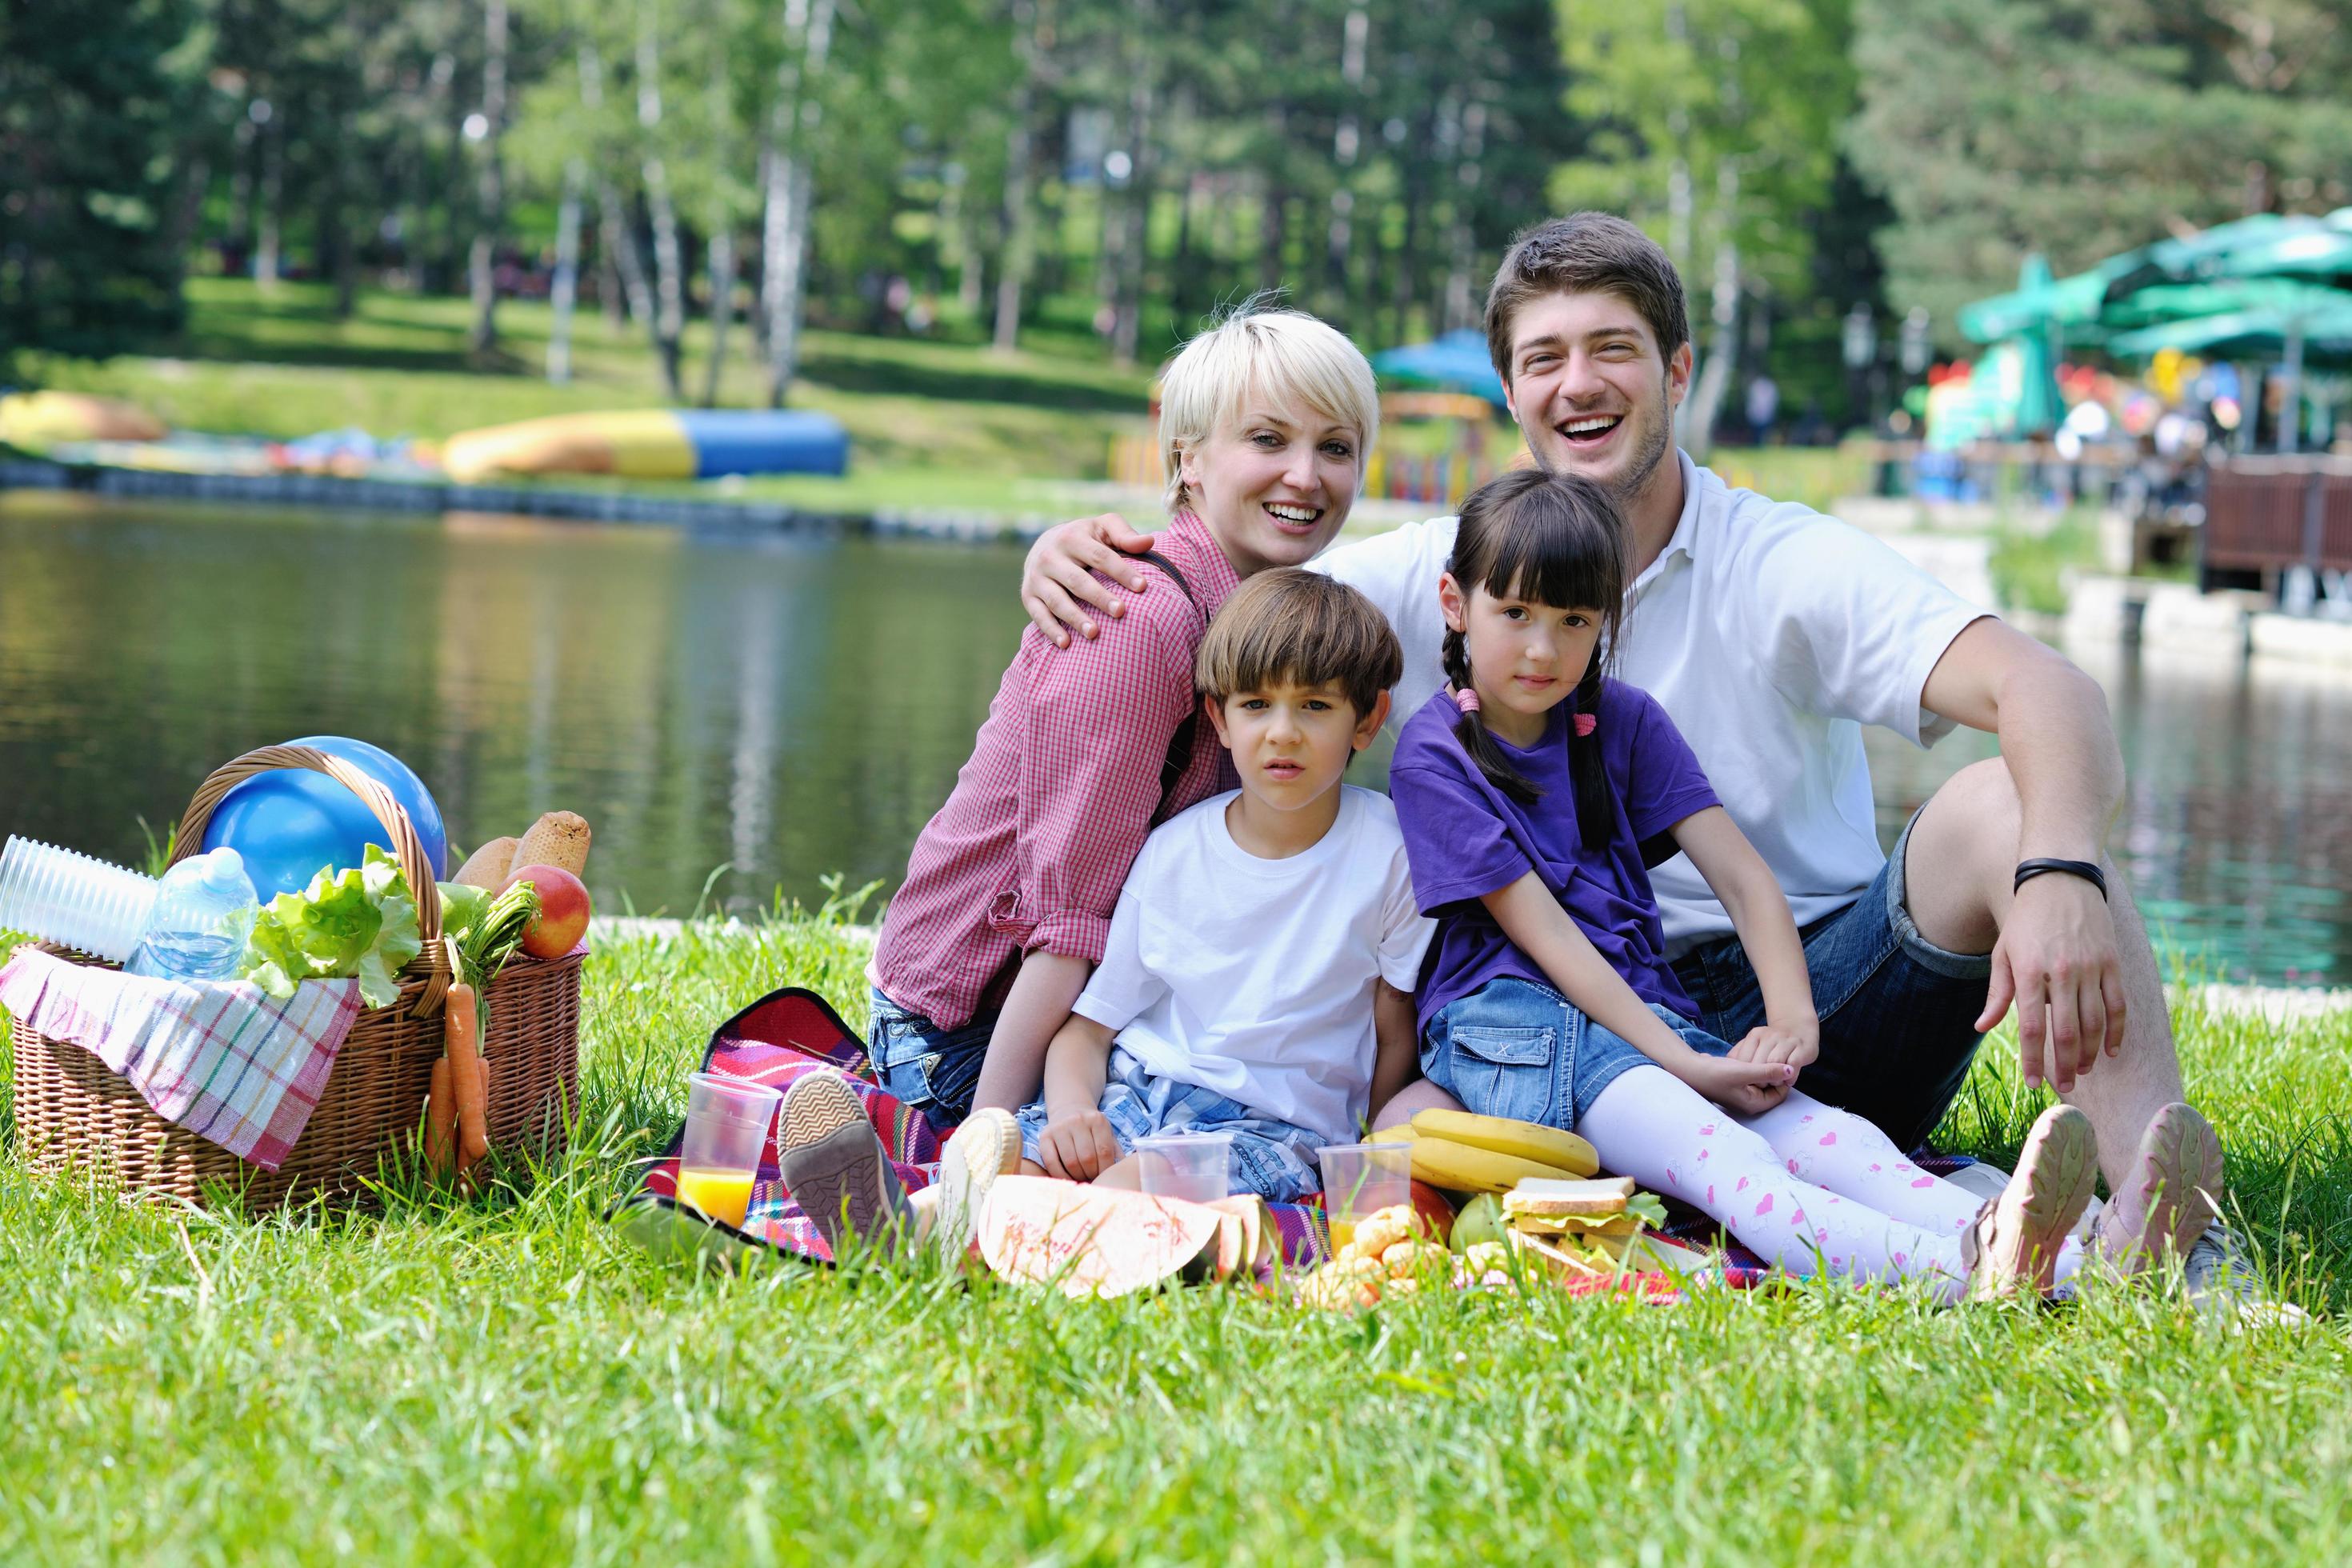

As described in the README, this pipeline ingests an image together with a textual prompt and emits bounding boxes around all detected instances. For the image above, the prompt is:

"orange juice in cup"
[677,1072,782,1229]
[676,1166,757,1227]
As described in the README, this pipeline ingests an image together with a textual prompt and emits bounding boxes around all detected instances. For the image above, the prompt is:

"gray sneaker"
[2182,1220,2260,1311]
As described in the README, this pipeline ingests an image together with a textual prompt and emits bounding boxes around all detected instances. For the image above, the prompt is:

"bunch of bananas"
[1372,1108,1599,1194]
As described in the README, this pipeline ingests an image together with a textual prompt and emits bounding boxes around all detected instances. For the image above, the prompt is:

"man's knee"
[1902,758,2024,954]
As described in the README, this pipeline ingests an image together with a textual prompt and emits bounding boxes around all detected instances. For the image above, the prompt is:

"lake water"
[6,494,2348,986]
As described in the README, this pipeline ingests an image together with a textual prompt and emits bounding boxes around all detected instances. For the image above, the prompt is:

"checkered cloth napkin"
[0,946,361,1170]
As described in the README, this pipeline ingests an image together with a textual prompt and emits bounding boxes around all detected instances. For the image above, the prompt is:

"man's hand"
[1975,873,2127,1094]
[1729,1021,1819,1070]
[1021,514,1160,646]
[1036,1109,1122,1182]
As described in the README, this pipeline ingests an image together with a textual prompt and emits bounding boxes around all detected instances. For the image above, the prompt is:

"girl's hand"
[1037,1110,1122,1182]
[1682,1054,1799,1117]
[1729,1022,1818,1070]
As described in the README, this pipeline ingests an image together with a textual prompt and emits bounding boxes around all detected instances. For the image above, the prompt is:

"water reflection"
[4,494,2347,983]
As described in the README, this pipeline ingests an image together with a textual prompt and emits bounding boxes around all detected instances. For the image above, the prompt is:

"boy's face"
[1206,679,1389,814]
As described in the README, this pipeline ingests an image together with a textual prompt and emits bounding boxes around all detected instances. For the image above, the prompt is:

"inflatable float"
[438,409,850,484]
[0,391,167,448]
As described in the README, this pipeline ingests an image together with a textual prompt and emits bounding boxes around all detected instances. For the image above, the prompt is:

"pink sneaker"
[1965,1104,2098,1300]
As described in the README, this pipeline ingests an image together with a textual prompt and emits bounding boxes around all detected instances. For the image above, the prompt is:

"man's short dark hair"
[1196,569,1402,720]
[1484,212,1690,381]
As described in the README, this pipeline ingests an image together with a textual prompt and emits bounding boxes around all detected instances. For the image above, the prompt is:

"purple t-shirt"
[1389,678,1722,1030]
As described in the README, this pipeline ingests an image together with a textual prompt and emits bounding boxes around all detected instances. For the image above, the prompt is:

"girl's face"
[1179,397,1361,577]
[1438,574,1605,738]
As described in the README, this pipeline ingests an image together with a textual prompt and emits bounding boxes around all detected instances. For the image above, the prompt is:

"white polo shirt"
[1315,450,1994,948]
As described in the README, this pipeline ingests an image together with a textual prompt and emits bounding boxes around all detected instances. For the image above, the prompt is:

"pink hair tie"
[1452,686,1482,715]
[1572,712,1597,738]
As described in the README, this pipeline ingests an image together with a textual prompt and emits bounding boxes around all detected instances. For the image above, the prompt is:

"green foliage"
[0,917,2346,1561]
[1848,0,2352,342]
[0,0,206,365]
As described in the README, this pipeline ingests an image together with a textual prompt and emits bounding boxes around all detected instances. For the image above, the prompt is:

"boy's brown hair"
[1484,212,1690,382]
[1195,569,1402,719]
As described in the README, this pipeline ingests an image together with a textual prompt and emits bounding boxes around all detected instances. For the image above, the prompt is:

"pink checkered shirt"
[873,511,1242,1030]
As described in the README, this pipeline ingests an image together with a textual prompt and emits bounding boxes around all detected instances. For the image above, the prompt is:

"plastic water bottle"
[126,848,261,982]
[0,835,161,962]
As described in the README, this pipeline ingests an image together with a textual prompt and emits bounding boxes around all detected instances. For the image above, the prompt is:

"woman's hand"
[1680,1054,1799,1118]
[1728,1021,1818,1070]
[1037,1109,1122,1182]
[1021,514,1161,646]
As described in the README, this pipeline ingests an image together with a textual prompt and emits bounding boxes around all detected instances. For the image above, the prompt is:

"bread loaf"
[514,810,591,878]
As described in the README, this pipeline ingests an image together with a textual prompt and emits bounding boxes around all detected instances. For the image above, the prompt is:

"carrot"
[446,982,487,1177]
[462,1058,490,1167]
[426,1058,457,1175]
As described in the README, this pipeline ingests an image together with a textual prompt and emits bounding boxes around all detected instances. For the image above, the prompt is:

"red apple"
[1406,1179,1458,1242]
[502,862,591,958]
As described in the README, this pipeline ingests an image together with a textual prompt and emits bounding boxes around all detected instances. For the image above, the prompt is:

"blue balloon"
[202,735,448,901]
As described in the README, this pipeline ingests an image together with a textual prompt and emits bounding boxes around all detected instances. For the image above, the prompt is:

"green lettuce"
[240,845,422,1008]
[434,881,490,943]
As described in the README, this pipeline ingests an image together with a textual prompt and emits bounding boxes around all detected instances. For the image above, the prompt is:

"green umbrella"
[1957,216,2307,345]
[2105,303,2352,361]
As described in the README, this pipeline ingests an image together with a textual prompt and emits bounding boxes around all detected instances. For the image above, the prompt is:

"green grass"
[2,914,2347,1563]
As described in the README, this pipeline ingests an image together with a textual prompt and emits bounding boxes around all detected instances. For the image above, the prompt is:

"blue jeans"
[865,986,994,1128]
[1670,807,1994,1152]
[1419,976,1733,1134]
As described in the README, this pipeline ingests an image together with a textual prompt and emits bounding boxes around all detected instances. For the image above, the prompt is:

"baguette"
[451,836,518,891]
[513,810,591,878]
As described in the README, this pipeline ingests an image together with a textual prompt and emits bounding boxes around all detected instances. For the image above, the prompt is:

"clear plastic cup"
[1133,1131,1234,1204]
[1317,1140,1414,1254]
[0,835,162,962]
[675,1072,783,1228]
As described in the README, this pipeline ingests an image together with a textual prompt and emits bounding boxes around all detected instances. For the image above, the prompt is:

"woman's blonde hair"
[1158,302,1379,513]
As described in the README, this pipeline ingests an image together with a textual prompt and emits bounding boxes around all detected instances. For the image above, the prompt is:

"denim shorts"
[1670,807,1994,1152]
[1013,1046,1327,1203]
[866,986,994,1129]
[1419,976,1732,1134]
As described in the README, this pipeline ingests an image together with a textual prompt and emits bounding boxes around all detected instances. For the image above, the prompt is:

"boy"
[781,570,1432,1254]
[1018,568,1433,1202]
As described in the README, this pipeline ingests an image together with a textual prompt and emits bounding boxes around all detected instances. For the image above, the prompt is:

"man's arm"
[1019,514,1159,647]
[1919,616,2128,1091]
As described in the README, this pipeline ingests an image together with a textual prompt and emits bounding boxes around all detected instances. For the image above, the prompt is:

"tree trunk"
[1681,169,1742,460]
[549,160,585,382]
[255,122,283,288]
[760,0,835,406]
[1110,5,1158,366]
[991,0,1040,354]
[468,0,510,355]
[701,226,737,406]
[638,6,685,399]
[1440,100,1485,332]
[1323,5,1369,323]
[600,182,656,328]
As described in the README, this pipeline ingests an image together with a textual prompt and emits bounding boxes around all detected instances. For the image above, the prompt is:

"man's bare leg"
[1901,757,2187,1190]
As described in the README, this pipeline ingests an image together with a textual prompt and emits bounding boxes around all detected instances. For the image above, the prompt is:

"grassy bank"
[2,916,2347,1564]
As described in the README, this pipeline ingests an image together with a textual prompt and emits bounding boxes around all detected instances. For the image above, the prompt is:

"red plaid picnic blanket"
[0,944,361,1170]
[630,986,1334,1268]
[627,984,1981,1290]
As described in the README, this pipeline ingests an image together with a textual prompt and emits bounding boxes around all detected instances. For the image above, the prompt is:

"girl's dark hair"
[1441,466,1628,848]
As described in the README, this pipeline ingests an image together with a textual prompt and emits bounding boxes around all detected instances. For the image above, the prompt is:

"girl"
[1387,469,2096,1300]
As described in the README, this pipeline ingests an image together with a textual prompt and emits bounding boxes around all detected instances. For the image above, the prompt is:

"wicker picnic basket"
[8,744,583,1206]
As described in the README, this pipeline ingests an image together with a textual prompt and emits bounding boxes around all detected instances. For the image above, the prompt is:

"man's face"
[1501,290,1692,502]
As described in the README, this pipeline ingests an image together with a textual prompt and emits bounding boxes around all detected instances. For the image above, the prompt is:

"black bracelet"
[2014,858,2108,902]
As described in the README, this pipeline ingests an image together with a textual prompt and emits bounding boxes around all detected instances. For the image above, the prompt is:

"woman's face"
[1179,397,1361,577]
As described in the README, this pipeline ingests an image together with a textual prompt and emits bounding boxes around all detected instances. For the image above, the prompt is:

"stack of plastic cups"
[0,836,162,963]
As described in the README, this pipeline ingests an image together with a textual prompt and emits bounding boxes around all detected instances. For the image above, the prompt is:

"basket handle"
[168,744,452,1018]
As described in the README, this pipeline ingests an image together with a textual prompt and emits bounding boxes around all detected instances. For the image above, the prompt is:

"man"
[1018,213,2242,1298]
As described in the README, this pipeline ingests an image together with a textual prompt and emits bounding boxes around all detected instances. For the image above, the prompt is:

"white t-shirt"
[1072,785,1434,1143]
[1316,450,1994,947]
